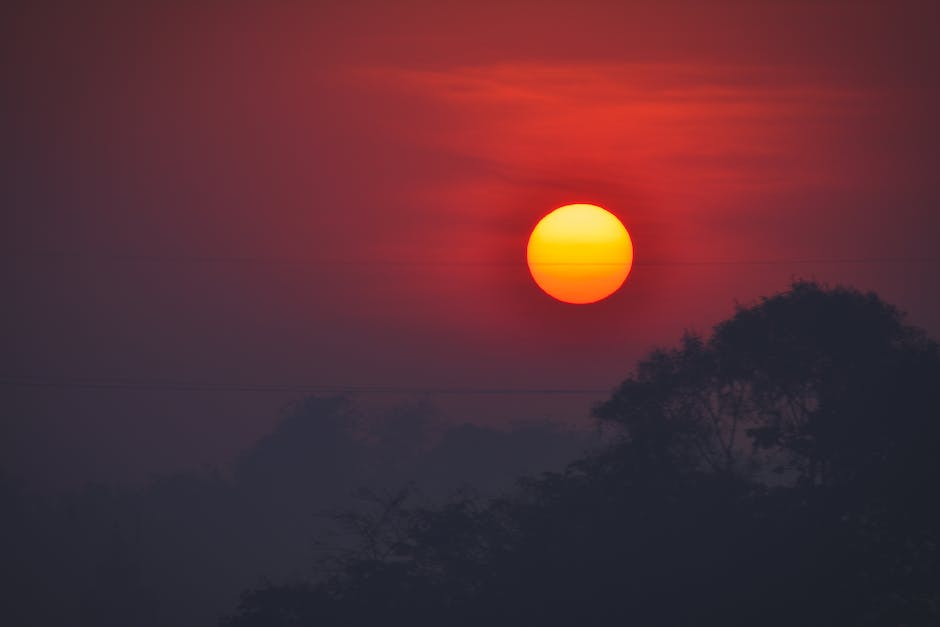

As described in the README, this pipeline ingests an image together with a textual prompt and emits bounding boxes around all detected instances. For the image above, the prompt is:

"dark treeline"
[1,400,593,626]
[221,281,940,626]
[4,281,939,625]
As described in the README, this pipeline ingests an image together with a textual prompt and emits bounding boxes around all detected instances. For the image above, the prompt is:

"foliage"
[223,281,940,626]
[2,397,589,626]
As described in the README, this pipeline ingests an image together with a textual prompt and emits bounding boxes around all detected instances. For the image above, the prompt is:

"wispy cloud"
[364,61,871,202]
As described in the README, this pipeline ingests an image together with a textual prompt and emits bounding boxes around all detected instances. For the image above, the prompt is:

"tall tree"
[223,282,940,627]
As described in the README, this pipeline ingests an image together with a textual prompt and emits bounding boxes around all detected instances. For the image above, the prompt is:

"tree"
[595,280,940,488]
[222,281,940,626]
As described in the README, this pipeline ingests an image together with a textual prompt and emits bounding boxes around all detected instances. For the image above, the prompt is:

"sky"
[3,0,939,489]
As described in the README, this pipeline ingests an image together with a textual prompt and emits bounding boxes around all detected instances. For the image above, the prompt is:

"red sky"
[3,0,939,487]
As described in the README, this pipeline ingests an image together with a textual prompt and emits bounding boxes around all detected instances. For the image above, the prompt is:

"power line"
[637,257,939,267]
[3,252,934,396]
[3,252,938,267]
[0,374,610,396]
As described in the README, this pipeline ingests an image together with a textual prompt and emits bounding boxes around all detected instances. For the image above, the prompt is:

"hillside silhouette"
[221,281,940,626]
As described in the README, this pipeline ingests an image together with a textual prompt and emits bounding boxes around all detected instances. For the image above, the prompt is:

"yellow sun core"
[526,203,634,304]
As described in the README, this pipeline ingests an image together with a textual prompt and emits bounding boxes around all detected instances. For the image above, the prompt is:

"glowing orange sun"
[526,203,634,304]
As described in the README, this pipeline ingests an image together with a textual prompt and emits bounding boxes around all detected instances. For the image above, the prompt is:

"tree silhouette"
[222,281,940,626]
[596,280,940,487]
[2,393,588,625]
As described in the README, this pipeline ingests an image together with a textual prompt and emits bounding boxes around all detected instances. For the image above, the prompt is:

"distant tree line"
[222,281,940,626]
[1,399,589,626]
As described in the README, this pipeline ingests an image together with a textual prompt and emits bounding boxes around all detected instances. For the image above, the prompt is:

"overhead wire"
[3,251,936,395]
[3,251,938,267]
[0,374,611,395]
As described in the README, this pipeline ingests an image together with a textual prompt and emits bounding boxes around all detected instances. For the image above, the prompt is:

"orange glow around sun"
[526,204,634,304]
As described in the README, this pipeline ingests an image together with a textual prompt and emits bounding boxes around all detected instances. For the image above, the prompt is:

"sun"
[526,203,634,304]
